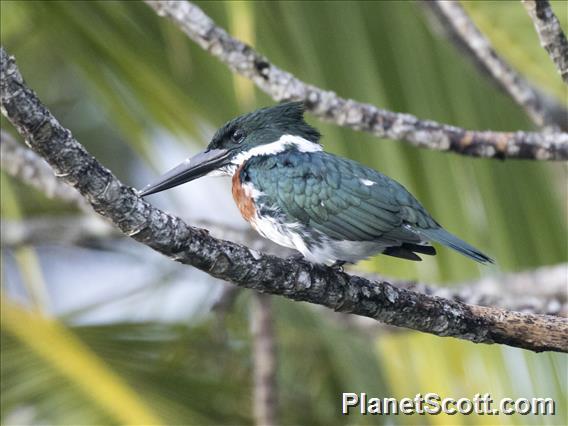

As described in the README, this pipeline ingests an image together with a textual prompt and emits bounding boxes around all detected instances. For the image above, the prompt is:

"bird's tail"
[418,227,494,264]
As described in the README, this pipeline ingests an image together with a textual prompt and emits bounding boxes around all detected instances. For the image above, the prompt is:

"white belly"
[249,213,385,265]
[250,214,309,254]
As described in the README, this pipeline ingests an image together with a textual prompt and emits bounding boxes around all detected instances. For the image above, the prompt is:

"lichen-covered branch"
[424,1,567,130]
[523,0,568,84]
[339,263,568,331]
[2,47,567,353]
[2,214,566,317]
[370,264,568,317]
[1,134,564,317]
[144,0,568,161]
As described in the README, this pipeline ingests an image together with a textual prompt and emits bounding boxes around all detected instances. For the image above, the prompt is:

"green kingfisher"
[140,102,493,266]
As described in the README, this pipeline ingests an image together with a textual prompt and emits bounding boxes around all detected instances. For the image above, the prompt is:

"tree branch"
[2,214,565,316]
[144,0,568,161]
[423,0,567,130]
[1,134,564,317]
[365,264,568,317]
[2,47,567,353]
[2,133,565,317]
[523,0,568,84]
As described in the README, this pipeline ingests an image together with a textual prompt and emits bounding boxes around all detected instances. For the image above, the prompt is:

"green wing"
[246,151,437,244]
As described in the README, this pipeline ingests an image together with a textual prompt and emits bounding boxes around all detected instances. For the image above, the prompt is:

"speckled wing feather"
[245,151,437,245]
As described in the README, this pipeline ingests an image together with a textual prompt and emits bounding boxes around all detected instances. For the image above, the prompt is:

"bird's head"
[140,102,321,196]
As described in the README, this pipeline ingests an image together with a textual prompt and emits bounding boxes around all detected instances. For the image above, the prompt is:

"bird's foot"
[286,253,318,272]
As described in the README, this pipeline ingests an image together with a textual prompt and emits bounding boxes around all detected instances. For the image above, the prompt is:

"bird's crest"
[210,101,321,149]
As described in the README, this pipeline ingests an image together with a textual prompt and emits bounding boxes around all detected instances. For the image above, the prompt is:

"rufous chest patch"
[231,164,256,222]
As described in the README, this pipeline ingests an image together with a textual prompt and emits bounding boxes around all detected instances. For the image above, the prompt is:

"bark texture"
[144,0,568,161]
[1,215,565,317]
[523,0,568,84]
[2,47,567,353]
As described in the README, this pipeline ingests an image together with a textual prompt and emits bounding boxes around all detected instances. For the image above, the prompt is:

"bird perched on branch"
[140,102,493,266]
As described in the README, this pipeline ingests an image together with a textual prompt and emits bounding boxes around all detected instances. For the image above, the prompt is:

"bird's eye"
[231,129,245,144]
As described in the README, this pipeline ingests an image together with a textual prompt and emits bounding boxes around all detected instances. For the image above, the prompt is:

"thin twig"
[423,0,567,130]
[144,0,568,161]
[251,293,277,426]
[523,0,568,84]
[2,47,567,352]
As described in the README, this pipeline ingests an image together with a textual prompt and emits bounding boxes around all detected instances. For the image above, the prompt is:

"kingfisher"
[140,102,493,266]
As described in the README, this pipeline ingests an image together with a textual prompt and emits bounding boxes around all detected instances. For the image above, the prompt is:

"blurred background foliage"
[1,1,566,425]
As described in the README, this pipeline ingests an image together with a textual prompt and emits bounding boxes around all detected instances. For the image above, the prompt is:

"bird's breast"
[231,164,256,222]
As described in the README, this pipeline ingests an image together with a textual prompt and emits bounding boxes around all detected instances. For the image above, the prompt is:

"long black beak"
[139,148,230,197]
